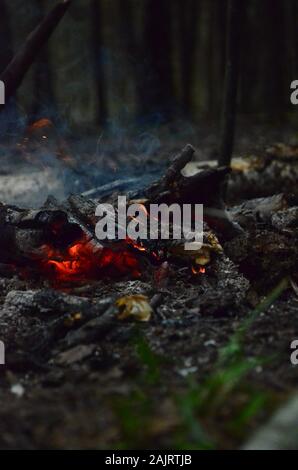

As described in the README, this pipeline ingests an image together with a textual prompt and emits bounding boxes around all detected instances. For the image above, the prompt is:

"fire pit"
[0,0,298,453]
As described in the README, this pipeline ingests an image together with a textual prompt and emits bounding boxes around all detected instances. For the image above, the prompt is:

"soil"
[0,127,297,450]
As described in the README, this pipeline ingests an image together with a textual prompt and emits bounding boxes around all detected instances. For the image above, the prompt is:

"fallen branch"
[137,144,242,239]
[0,0,72,105]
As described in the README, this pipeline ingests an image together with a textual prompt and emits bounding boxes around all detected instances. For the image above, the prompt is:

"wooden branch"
[0,204,83,264]
[0,0,72,105]
[133,145,242,240]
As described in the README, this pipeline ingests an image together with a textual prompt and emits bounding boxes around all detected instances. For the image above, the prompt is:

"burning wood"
[0,144,295,293]
[0,145,229,283]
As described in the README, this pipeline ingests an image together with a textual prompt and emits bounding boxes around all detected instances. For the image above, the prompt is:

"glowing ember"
[34,231,203,283]
[41,238,141,282]
[126,237,146,252]
[191,265,206,275]
[28,118,53,132]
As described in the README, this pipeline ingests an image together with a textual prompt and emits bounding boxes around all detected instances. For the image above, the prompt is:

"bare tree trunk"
[0,0,18,133]
[90,0,108,127]
[218,0,243,167]
[140,0,175,121]
[119,0,174,122]
[31,0,56,120]
[206,0,215,115]
[285,0,297,80]
[263,0,286,118]
[118,0,145,121]
[177,0,199,118]
[212,0,227,119]
[0,0,13,72]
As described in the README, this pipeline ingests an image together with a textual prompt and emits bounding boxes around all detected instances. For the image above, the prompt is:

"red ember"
[41,238,141,282]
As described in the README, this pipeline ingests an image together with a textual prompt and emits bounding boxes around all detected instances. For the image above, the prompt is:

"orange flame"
[28,118,53,133]
[191,265,206,275]
[42,239,141,282]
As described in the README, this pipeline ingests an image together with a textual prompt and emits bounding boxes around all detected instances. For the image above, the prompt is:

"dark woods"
[0,0,297,132]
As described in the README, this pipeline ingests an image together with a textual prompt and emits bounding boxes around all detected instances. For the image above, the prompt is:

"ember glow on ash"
[41,238,141,282]
[126,236,146,252]
[191,265,206,275]
[27,118,53,132]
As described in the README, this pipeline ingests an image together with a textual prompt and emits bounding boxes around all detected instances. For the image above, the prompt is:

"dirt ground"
[0,273,297,449]
[0,126,298,449]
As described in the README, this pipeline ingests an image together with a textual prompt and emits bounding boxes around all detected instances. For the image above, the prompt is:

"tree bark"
[139,0,175,121]
[0,0,13,72]
[31,0,57,120]
[262,0,286,117]
[177,0,199,117]
[0,0,18,132]
[90,0,108,127]
[218,0,243,166]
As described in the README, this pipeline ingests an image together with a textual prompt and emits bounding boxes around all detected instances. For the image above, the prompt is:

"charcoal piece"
[0,203,85,265]
[67,195,98,229]
[2,289,112,319]
[194,255,250,316]
[271,207,298,231]
[225,230,298,291]
[55,344,97,366]
[0,289,114,357]
[62,305,117,348]
[132,144,242,240]
[43,195,96,241]
[229,194,292,229]
[227,159,298,203]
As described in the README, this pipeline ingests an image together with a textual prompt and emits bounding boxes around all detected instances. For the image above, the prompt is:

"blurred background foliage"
[1,0,298,133]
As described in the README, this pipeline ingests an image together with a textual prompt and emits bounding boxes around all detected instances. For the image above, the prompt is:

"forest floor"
[1,278,297,449]
[0,123,298,449]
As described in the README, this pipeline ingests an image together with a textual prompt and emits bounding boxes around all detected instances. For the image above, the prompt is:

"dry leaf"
[169,230,223,267]
[116,294,152,322]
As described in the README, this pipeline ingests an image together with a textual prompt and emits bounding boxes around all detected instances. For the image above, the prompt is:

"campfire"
[0,140,296,295]
[42,240,141,282]
[0,145,232,286]
[1,0,298,452]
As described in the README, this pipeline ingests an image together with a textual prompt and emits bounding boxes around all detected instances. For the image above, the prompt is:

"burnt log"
[136,144,242,240]
[229,193,296,229]
[65,145,242,242]
[0,289,114,355]
[0,203,83,265]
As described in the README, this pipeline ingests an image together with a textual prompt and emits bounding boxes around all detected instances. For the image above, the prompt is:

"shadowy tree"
[119,0,175,122]
[263,0,286,117]
[90,0,108,127]
[141,0,174,121]
[177,0,199,118]
[218,0,243,166]
[0,0,18,134]
[0,0,13,72]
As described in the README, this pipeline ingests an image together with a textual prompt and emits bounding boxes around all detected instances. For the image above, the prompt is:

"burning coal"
[40,237,142,283]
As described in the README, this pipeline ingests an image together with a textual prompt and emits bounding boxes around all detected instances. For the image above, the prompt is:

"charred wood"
[0,203,83,265]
